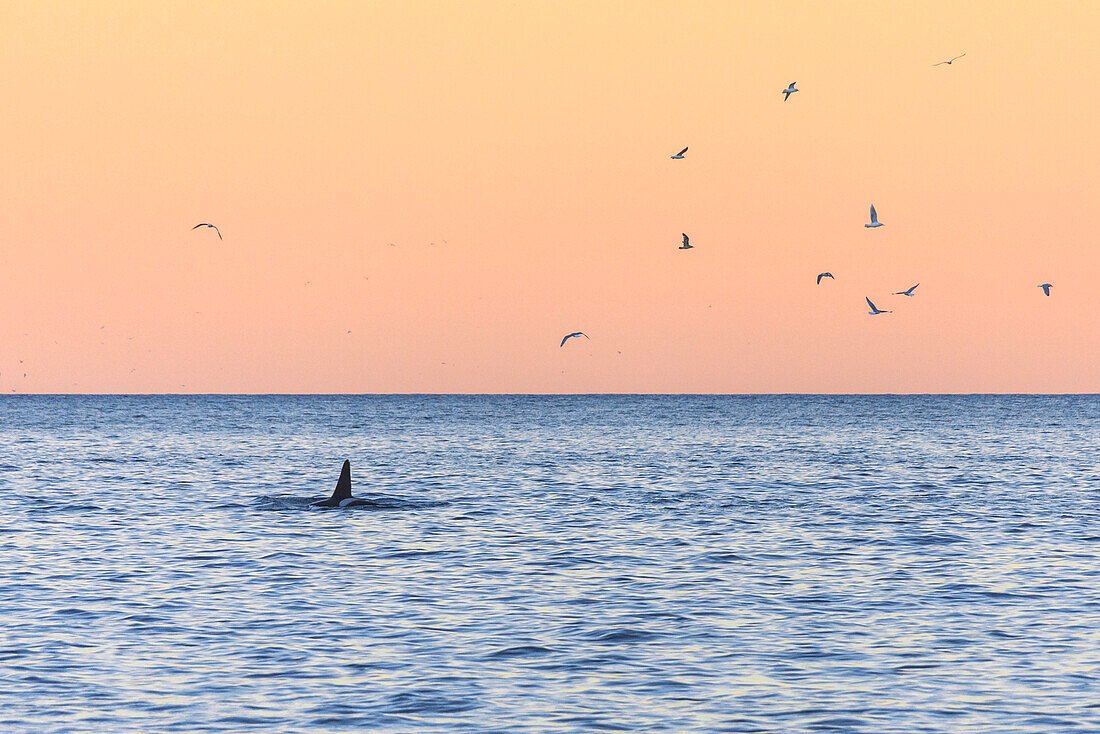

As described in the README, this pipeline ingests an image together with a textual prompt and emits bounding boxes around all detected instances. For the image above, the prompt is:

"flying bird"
[865,205,883,228]
[679,233,693,250]
[894,283,919,296]
[192,223,222,239]
[817,272,835,285]
[866,297,892,315]
[782,82,798,101]
[1038,283,1053,296]
[670,147,688,159]
[933,53,965,66]
[560,332,590,347]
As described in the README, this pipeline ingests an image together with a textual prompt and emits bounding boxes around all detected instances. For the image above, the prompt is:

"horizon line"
[3,392,1099,398]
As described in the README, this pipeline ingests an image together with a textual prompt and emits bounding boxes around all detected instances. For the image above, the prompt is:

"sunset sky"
[1,1,1097,393]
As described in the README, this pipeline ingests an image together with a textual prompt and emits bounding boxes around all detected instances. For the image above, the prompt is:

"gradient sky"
[1,1,1097,393]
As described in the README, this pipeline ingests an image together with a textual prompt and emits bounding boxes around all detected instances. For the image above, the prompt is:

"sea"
[1,395,1098,733]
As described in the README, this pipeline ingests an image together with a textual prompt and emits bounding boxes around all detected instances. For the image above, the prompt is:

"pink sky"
[1,1,1097,393]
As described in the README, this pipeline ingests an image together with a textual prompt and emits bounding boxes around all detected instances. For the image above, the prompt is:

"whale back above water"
[311,460,365,508]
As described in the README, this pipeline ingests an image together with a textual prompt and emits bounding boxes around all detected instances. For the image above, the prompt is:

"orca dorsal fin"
[332,460,352,501]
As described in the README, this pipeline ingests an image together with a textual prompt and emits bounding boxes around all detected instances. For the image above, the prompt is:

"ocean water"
[1,395,1099,733]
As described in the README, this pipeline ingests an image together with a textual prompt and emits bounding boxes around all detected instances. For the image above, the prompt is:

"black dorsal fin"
[332,460,352,500]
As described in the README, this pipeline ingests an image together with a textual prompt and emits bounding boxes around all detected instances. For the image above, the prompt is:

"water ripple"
[1,395,1099,732]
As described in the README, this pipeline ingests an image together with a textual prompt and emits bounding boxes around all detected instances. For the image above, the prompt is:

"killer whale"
[310,460,370,508]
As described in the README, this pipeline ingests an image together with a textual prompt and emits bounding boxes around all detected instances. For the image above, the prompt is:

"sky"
[1,0,1097,393]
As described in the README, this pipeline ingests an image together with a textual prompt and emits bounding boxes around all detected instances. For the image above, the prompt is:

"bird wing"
[581,332,590,340]
[789,82,796,87]
[869,205,878,224]
[951,53,965,62]
[192,223,207,230]
[213,225,222,240]
[909,283,919,293]
[682,233,689,246]
[932,60,947,66]
[560,335,571,347]
[817,273,823,284]
[866,297,877,311]
[677,147,688,156]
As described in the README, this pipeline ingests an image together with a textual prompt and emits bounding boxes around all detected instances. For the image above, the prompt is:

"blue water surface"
[1,395,1099,732]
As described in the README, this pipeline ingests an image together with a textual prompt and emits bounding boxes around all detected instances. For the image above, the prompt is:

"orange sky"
[1,1,1097,393]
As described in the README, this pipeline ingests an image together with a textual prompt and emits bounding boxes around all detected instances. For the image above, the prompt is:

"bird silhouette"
[933,53,965,66]
[560,332,590,347]
[192,223,222,239]
[866,297,892,315]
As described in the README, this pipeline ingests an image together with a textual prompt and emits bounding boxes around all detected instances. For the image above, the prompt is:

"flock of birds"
[556,53,1057,348]
[0,53,1061,388]
[83,53,1060,359]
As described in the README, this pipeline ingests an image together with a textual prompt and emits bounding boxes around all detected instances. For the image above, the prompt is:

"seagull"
[1038,283,1053,296]
[560,332,590,347]
[866,297,892,315]
[670,147,688,159]
[679,233,693,250]
[782,82,798,101]
[933,53,965,66]
[192,223,222,239]
[817,272,835,285]
[865,204,883,228]
[894,283,919,296]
